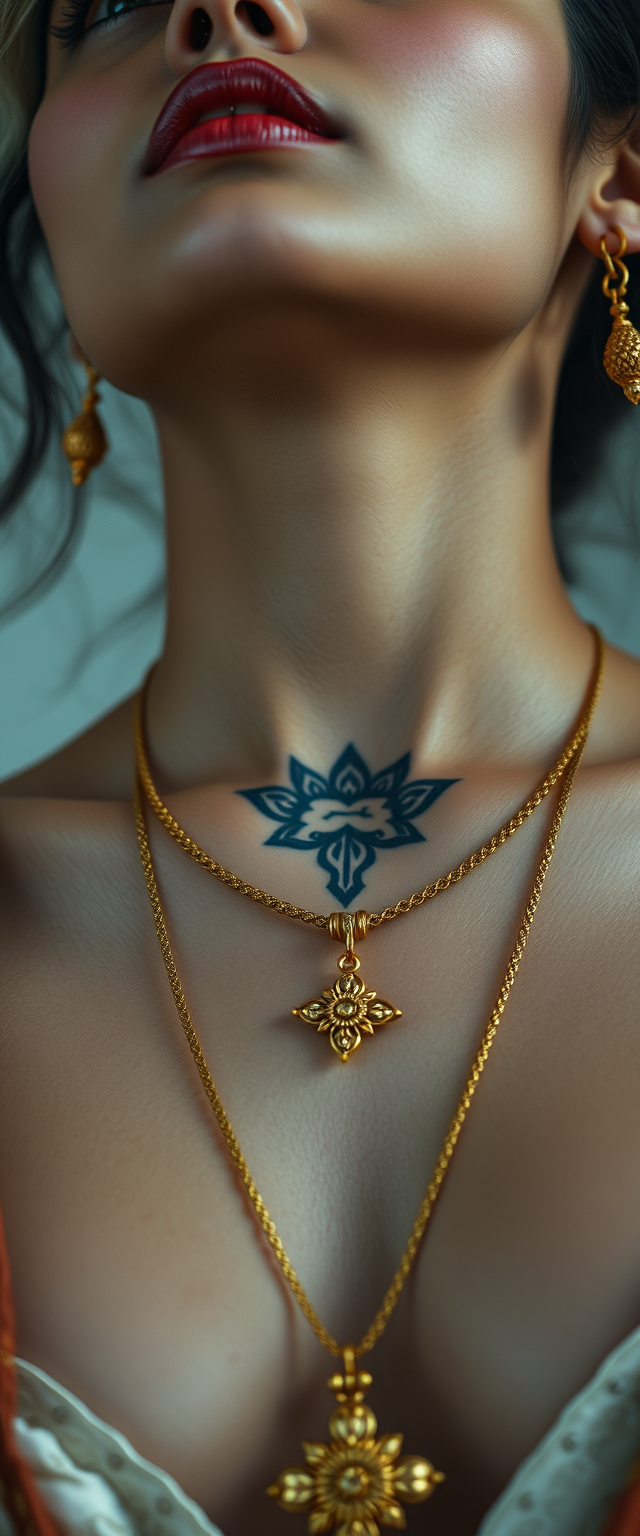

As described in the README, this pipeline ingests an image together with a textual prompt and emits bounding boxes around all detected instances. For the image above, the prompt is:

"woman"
[1,0,640,1532]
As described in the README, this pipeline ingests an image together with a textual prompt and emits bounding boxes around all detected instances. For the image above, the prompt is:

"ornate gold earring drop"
[600,225,640,403]
[61,360,108,484]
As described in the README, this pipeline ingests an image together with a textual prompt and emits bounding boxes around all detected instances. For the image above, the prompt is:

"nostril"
[237,1,275,37]
[189,7,212,49]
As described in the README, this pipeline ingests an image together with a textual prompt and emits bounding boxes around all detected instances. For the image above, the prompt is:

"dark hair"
[1,0,640,607]
[552,0,640,515]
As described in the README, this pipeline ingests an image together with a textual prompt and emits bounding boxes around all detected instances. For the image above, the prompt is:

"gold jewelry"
[61,361,108,485]
[134,630,604,1060]
[601,226,640,404]
[134,699,593,1534]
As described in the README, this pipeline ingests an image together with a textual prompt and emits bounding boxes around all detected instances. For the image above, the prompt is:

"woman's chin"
[48,184,374,389]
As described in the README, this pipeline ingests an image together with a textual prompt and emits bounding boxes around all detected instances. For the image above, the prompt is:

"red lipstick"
[145,59,341,175]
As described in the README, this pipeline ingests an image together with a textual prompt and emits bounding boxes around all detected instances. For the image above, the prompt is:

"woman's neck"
[147,295,592,790]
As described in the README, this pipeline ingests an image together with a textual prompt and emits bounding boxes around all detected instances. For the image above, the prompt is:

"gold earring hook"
[600,225,630,304]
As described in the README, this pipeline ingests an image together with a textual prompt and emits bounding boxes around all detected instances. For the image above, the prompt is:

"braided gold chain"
[134,629,603,934]
[134,702,593,1361]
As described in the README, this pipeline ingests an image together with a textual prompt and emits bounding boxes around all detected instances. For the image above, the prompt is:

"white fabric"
[4,1360,223,1536]
[2,1331,640,1536]
[478,1324,640,1536]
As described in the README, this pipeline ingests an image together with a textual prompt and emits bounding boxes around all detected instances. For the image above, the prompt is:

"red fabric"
[603,1475,640,1536]
[0,1205,59,1536]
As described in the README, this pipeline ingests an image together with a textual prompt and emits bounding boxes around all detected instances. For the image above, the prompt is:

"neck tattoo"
[238,745,459,907]
[135,629,602,1062]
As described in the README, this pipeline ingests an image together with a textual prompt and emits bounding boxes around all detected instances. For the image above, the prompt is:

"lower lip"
[159,113,333,172]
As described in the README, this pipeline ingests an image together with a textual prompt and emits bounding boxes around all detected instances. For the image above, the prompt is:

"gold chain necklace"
[134,630,604,1061]
[134,660,600,1534]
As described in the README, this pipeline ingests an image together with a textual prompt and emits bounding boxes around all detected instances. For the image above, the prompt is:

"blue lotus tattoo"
[238,745,459,907]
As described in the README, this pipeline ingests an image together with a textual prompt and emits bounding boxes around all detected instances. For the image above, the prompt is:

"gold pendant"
[267,1349,444,1533]
[292,914,401,1063]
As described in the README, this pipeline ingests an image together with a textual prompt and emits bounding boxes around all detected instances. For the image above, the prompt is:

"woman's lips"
[145,59,341,175]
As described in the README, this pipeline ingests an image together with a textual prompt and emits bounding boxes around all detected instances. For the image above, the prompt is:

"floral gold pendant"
[293,962,401,1062]
[292,915,401,1060]
[267,1351,444,1533]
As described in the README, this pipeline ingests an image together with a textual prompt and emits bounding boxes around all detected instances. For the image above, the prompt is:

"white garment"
[2,1359,223,1536]
[478,1324,640,1536]
[2,1331,640,1536]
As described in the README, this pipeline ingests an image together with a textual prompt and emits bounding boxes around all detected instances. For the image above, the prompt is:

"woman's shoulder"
[569,755,640,902]
[579,640,640,768]
[0,692,137,802]
[0,779,144,959]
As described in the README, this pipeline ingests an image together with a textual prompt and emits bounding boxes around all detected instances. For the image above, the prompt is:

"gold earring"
[61,361,108,484]
[600,225,640,404]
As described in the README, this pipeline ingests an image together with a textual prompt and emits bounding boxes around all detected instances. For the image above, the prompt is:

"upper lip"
[145,58,341,174]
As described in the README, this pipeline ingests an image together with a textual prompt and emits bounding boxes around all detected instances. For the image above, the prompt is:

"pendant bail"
[330,911,370,978]
[326,1347,372,1404]
[342,1346,357,1396]
[328,910,371,946]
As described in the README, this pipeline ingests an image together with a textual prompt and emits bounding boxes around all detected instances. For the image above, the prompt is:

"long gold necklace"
[134,631,603,1061]
[134,652,601,1534]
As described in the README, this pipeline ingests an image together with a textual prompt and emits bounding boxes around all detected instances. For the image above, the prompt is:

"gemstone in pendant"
[331,1021,361,1059]
[337,1466,370,1498]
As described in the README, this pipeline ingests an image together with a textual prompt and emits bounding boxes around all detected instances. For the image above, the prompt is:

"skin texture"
[2,0,640,1532]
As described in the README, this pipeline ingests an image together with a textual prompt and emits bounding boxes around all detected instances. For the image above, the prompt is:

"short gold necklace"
[134,649,601,1535]
[134,630,603,1061]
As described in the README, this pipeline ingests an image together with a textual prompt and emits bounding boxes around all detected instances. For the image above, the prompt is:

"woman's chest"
[1,788,639,1534]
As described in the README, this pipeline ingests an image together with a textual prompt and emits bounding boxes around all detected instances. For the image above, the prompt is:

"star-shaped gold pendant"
[268,1352,444,1533]
[292,961,401,1062]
